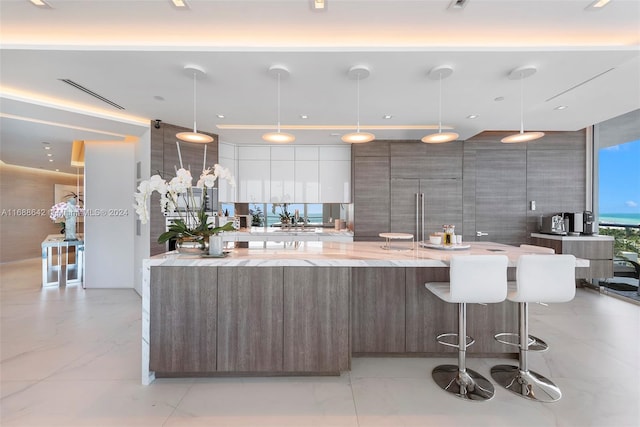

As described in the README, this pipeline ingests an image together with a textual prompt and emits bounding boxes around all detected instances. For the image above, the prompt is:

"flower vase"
[209,235,224,256]
[175,235,207,254]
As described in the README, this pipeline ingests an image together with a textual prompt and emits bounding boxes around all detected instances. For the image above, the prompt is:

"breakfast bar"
[141,242,589,384]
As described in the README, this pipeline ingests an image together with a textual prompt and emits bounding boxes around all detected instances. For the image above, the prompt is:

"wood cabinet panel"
[352,267,405,353]
[423,178,463,237]
[353,156,390,239]
[390,141,463,179]
[474,149,527,245]
[352,140,390,157]
[283,267,350,372]
[531,236,614,279]
[217,267,284,372]
[390,179,421,235]
[150,266,217,373]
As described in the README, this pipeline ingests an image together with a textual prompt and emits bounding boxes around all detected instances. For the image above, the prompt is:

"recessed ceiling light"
[494,96,505,102]
[467,114,479,119]
[216,114,225,119]
[48,159,54,162]
[300,114,309,119]
[312,0,326,10]
[29,0,51,9]
[170,0,189,9]
[383,115,393,119]
[586,0,611,10]
[55,169,60,172]
[47,153,52,157]
[554,105,568,110]
[44,146,51,150]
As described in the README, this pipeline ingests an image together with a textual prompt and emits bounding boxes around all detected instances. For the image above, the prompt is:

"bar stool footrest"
[494,332,549,352]
[436,333,475,349]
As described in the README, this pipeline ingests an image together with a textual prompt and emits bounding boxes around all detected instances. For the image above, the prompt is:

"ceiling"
[1,0,639,173]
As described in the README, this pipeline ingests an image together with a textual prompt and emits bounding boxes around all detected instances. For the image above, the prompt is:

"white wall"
[133,130,151,295]
[84,140,135,288]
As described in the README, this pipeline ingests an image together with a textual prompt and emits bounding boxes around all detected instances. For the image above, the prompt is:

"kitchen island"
[142,242,589,384]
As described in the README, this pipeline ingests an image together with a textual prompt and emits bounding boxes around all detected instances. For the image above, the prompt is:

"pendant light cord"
[519,72,524,134]
[437,72,443,133]
[192,71,198,133]
[277,72,281,133]
[356,73,361,133]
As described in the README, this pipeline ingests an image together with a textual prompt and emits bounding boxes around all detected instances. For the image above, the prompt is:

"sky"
[599,139,640,215]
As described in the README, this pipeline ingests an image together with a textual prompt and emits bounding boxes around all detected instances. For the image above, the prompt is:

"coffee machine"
[582,211,594,235]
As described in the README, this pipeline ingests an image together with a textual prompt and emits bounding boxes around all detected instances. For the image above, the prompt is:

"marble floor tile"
[1,258,639,427]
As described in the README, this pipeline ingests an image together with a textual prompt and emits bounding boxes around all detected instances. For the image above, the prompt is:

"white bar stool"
[491,254,576,402]
[495,244,556,352]
[425,255,508,401]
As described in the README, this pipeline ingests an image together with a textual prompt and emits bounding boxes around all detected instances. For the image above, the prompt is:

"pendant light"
[176,65,214,144]
[501,66,544,143]
[342,65,375,144]
[262,65,295,144]
[421,65,459,144]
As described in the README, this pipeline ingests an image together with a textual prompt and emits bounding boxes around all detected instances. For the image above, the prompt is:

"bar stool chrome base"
[490,365,561,402]
[432,365,495,401]
[494,332,549,352]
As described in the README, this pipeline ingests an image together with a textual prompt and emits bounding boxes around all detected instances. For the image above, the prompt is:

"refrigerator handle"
[415,193,420,240]
[420,193,425,242]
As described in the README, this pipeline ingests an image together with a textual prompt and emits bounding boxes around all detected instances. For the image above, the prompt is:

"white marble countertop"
[145,241,590,268]
[531,233,614,241]
[220,227,353,242]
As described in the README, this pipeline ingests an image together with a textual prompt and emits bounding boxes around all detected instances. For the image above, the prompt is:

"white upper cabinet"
[270,160,295,203]
[319,146,351,202]
[233,145,351,203]
[238,159,270,202]
[217,143,237,203]
[294,160,319,203]
[319,160,351,202]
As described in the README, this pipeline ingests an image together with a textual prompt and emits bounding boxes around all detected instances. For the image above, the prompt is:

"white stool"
[425,255,508,401]
[491,254,576,402]
[495,244,556,352]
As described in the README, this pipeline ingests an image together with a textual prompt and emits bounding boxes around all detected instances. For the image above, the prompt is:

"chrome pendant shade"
[501,66,544,144]
[422,65,459,144]
[176,65,214,144]
[262,65,295,144]
[342,65,375,144]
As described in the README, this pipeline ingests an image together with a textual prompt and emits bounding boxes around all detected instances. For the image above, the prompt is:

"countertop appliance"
[540,214,567,235]
[563,212,584,234]
[583,211,594,235]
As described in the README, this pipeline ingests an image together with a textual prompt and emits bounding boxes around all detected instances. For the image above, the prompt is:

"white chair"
[495,244,556,352]
[491,254,576,402]
[519,244,555,254]
[425,255,509,401]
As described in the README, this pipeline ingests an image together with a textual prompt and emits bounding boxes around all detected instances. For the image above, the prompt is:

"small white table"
[379,232,414,251]
[41,234,84,287]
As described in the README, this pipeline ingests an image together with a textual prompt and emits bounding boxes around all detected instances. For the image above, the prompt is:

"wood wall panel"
[283,267,350,372]
[149,266,217,373]
[217,267,284,372]
[149,122,218,256]
[0,163,81,263]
